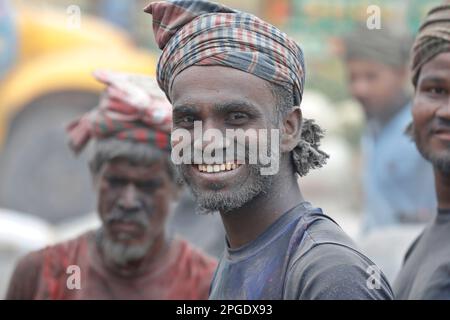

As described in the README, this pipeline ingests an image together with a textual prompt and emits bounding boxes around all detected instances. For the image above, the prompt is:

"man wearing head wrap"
[394,3,450,300]
[5,70,217,300]
[343,24,436,233]
[146,0,393,299]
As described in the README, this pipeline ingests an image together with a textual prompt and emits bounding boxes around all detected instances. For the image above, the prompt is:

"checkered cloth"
[145,0,306,105]
[412,4,450,86]
[67,70,172,154]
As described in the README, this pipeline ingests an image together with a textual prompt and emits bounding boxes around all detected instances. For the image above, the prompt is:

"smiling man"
[146,0,393,300]
[394,4,450,300]
[5,71,217,300]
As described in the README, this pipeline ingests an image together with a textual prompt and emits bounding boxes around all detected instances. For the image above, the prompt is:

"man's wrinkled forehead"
[100,157,167,179]
[171,65,277,114]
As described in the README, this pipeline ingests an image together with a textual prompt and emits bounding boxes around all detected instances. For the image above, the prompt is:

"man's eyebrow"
[172,104,200,114]
[420,76,448,85]
[214,101,262,115]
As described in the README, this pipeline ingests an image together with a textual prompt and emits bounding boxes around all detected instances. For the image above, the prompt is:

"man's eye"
[106,177,127,187]
[428,87,447,95]
[227,112,249,124]
[175,115,196,126]
[137,181,162,191]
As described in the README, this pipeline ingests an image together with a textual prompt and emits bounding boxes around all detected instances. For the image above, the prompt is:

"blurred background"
[0,0,444,298]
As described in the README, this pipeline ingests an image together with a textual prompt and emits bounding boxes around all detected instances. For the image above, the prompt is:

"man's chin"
[419,146,450,174]
[98,231,153,267]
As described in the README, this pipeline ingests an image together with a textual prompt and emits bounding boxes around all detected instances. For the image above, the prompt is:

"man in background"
[6,70,217,299]
[343,25,436,233]
[394,3,450,299]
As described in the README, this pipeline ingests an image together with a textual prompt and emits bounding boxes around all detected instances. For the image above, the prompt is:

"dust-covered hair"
[89,138,176,180]
[270,83,329,177]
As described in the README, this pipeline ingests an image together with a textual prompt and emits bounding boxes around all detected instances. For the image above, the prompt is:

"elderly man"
[5,70,217,299]
[145,0,393,299]
[343,25,436,233]
[394,4,450,300]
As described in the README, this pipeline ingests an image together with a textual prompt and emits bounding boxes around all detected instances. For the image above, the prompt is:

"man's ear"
[280,106,302,153]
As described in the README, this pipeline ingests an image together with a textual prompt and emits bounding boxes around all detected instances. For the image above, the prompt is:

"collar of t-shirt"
[224,201,313,262]
[435,208,450,224]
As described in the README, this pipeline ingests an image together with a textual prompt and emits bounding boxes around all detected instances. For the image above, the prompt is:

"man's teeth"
[197,163,241,173]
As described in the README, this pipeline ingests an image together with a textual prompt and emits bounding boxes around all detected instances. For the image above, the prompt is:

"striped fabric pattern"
[66,70,172,154]
[145,0,306,105]
[411,4,450,86]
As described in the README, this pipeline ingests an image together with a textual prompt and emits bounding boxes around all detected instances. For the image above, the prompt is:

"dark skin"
[412,52,450,209]
[171,66,304,249]
[93,157,178,275]
[346,59,408,125]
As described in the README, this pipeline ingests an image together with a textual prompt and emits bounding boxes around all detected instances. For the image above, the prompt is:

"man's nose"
[118,184,141,211]
[351,79,370,99]
[193,119,230,151]
[435,98,450,120]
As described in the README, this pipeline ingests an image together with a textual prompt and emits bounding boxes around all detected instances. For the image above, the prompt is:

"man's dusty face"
[412,52,450,173]
[346,59,407,120]
[170,66,279,213]
[95,158,175,266]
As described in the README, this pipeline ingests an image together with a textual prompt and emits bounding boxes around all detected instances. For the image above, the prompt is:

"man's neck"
[220,169,304,249]
[435,169,450,210]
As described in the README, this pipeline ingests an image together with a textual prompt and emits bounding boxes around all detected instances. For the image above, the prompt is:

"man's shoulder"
[175,237,218,272]
[5,231,94,299]
[171,238,218,299]
[289,210,358,260]
[19,230,93,271]
[284,211,393,299]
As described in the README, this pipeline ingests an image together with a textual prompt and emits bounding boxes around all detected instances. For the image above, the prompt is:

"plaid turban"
[411,4,450,86]
[66,70,172,154]
[144,0,306,105]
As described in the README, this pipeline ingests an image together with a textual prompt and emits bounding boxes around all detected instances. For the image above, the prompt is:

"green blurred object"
[277,0,442,102]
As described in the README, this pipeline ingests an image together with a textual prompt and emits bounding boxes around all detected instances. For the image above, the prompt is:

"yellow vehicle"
[0,4,157,222]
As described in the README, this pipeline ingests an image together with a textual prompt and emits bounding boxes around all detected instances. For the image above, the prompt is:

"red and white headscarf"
[67,70,172,154]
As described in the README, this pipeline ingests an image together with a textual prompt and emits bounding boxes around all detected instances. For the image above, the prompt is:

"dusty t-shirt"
[209,202,393,300]
[394,209,450,300]
[6,231,217,300]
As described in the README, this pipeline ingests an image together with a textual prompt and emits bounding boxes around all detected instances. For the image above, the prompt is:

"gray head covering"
[343,24,413,68]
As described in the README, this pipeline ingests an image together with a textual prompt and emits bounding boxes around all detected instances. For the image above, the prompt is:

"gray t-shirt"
[394,209,450,300]
[209,202,393,300]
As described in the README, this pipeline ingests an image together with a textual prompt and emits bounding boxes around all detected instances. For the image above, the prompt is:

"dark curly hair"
[270,83,329,177]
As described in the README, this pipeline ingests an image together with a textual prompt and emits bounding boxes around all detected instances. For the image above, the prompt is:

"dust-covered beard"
[97,209,154,268]
[176,163,274,214]
[97,229,154,268]
[421,150,450,175]
[414,128,450,175]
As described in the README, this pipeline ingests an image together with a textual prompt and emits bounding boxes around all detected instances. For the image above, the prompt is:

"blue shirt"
[361,103,436,233]
[209,202,393,300]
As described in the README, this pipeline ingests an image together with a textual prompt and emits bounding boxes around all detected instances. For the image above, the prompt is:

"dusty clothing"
[394,209,450,300]
[209,202,393,300]
[6,231,217,300]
